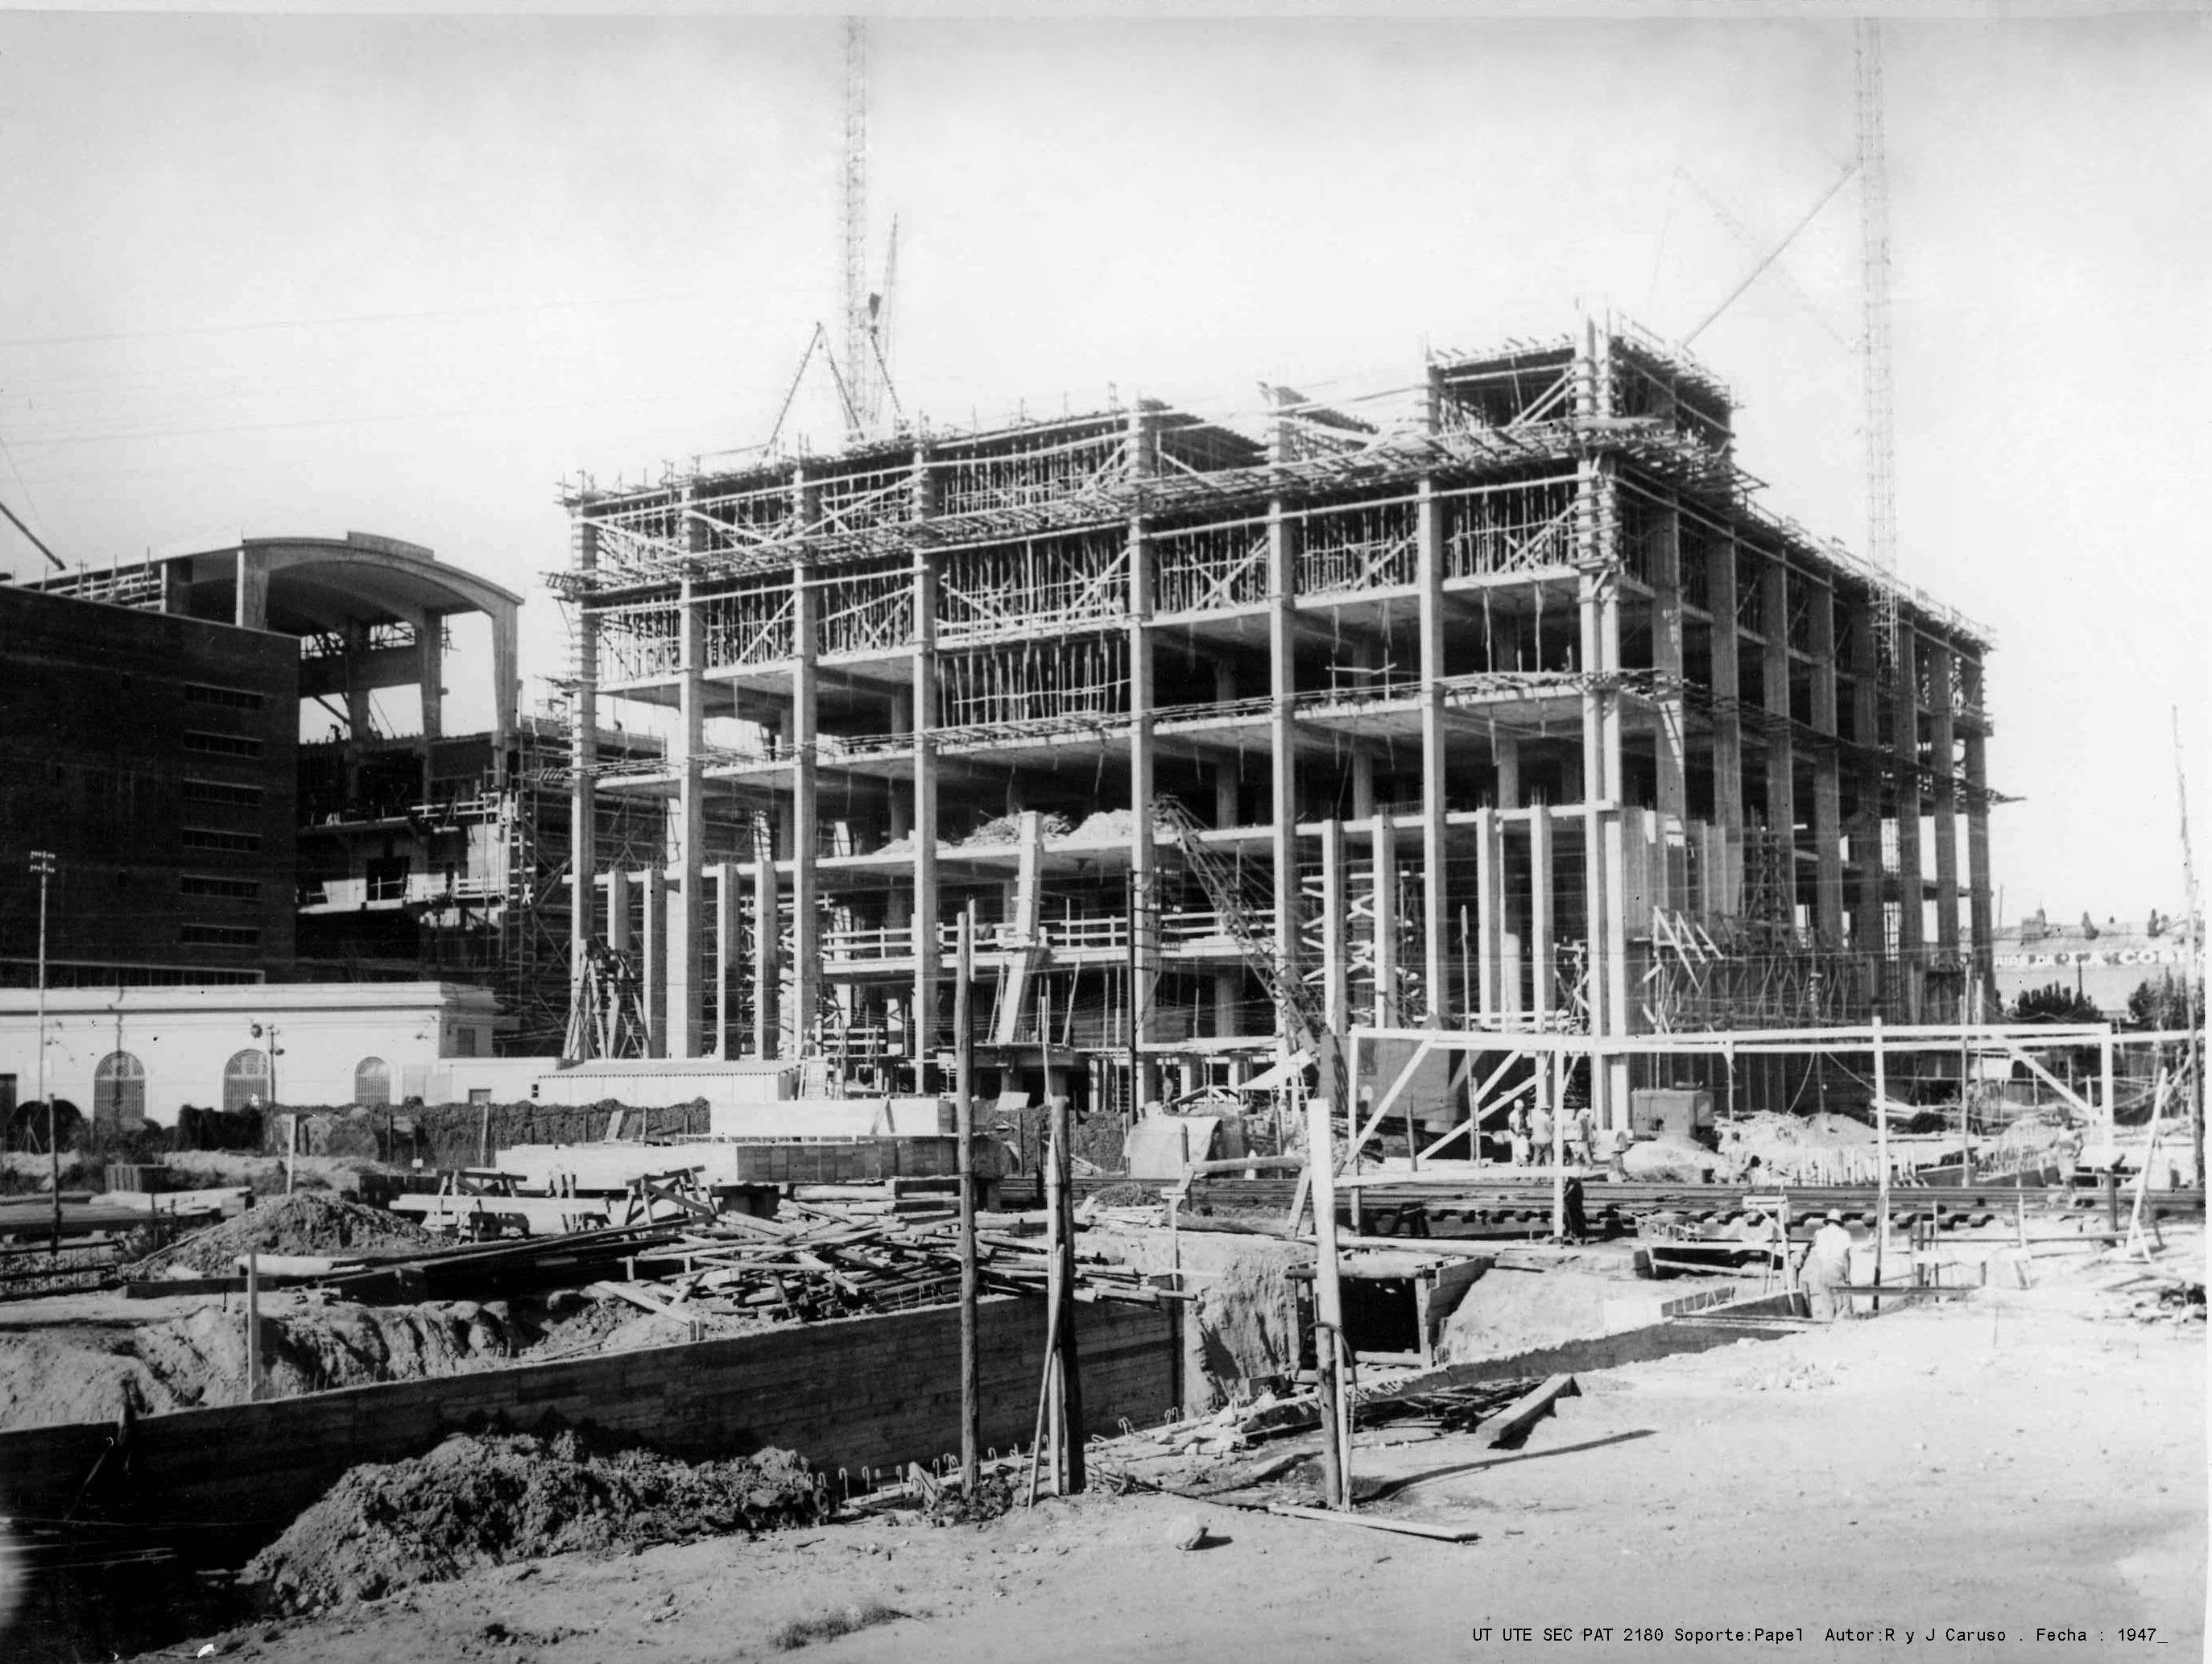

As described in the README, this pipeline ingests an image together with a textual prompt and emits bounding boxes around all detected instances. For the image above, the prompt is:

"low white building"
[0,982,510,1129]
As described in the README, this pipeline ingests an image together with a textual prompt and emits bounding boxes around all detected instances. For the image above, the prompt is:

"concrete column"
[751,829,779,1058]
[412,607,442,800]
[1894,628,1926,1021]
[569,522,601,1054]
[792,556,821,1055]
[1267,406,1299,1042]
[1575,466,1610,1075]
[1371,813,1397,1026]
[1963,697,1995,1017]
[1707,529,1744,918]
[1494,736,1521,812]
[1320,818,1348,1039]
[1759,555,1796,923]
[1598,523,1631,1063]
[1531,807,1555,1023]
[490,606,519,789]
[912,548,941,1078]
[1850,592,1885,975]
[1929,641,1960,959]
[640,866,667,1057]
[714,861,739,1058]
[1474,808,1502,1019]
[1809,580,1844,944]
[1127,419,1159,1099]
[341,618,371,801]
[887,689,912,839]
[1651,499,1688,913]
[606,869,631,954]
[667,570,707,1058]
[233,546,267,631]
[1213,970,1241,1041]
[1416,473,1450,1025]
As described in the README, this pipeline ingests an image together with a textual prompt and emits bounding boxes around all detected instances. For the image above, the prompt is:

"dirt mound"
[130,1192,437,1277]
[244,1430,829,1610]
[0,1298,552,1431]
[1437,1265,1637,1361]
[1623,1136,1722,1182]
[1089,1227,1309,1410]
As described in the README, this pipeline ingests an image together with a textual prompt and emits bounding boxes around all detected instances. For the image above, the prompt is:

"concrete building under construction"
[556,319,1999,1127]
[15,534,664,1053]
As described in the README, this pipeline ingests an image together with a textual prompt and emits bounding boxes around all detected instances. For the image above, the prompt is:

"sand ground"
[108,1259,2203,1664]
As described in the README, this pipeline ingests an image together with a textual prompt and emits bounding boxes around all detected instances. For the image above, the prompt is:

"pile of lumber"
[584,1194,1180,1325]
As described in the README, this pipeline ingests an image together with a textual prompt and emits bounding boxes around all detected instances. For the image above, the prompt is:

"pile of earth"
[1089,1226,1309,1409]
[244,1430,830,1610]
[130,1192,439,1277]
[0,1294,635,1431]
[1437,1265,1641,1362]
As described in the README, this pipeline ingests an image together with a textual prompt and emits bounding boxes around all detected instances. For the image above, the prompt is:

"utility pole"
[31,851,56,1252]
[954,904,979,1496]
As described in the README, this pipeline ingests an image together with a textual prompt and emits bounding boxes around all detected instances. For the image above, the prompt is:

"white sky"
[0,6,2203,925]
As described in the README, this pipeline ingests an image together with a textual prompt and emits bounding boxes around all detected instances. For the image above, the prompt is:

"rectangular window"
[467,1087,492,1105]
[184,683,267,712]
[182,778,265,808]
[453,1026,478,1057]
[181,873,260,900]
[182,730,265,760]
[180,923,261,947]
[180,826,263,854]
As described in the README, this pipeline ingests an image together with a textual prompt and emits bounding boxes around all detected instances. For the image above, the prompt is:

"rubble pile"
[245,1430,829,1610]
[130,1192,439,1277]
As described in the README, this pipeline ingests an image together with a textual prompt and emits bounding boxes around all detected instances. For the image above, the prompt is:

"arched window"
[222,1049,269,1114]
[354,1057,391,1107]
[93,1052,147,1132]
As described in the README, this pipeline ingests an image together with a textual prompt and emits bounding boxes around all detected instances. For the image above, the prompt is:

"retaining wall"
[0,1296,1174,1547]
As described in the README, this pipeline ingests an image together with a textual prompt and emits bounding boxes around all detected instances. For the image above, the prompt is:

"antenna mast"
[1855,19,1900,673]
[841,17,870,442]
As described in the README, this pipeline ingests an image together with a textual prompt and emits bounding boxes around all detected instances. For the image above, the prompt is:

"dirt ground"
[96,1249,2202,1664]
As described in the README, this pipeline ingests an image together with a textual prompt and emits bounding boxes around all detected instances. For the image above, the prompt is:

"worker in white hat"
[1801,1210,1855,1322]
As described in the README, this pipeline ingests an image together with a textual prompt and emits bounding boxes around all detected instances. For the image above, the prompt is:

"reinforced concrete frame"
[557,316,2003,1128]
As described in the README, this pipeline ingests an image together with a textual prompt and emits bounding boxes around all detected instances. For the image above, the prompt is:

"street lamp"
[29,851,55,1252]
[251,1020,288,1191]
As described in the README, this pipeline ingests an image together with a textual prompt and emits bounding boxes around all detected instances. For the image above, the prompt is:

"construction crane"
[1855,18,1901,671]
[841,17,871,442]
[1152,797,1350,1122]
[2176,708,2205,1190]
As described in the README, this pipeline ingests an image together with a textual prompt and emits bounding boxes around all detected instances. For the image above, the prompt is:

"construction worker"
[1529,1099,1554,1165]
[1569,1104,1597,1169]
[1507,1104,1532,1168]
[1801,1210,1855,1322]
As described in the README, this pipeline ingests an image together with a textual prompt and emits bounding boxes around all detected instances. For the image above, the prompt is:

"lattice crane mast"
[1152,797,1349,1118]
[1856,18,1901,673]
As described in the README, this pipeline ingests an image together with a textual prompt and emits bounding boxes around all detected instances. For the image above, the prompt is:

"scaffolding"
[556,316,2006,1126]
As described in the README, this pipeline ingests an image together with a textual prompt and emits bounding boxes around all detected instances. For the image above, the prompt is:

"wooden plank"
[1265,1503,1481,1542]
[1478,1372,1579,1449]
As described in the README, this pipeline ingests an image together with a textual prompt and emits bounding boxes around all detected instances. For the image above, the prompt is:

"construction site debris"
[962,811,1073,845]
[243,1430,829,1611]
[130,1194,440,1278]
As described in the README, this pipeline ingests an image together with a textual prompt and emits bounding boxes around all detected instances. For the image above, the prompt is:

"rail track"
[1002,1173,2203,1233]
